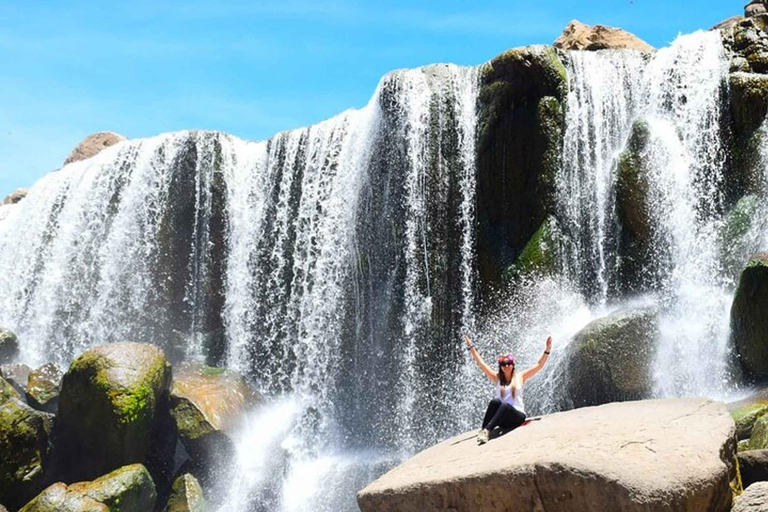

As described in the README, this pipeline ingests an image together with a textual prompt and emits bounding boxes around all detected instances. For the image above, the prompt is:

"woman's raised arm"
[464,334,498,382]
[522,336,552,382]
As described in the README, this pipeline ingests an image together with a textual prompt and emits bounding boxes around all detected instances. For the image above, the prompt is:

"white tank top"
[496,379,525,413]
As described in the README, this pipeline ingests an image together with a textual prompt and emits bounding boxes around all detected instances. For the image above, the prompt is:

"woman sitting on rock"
[463,334,552,444]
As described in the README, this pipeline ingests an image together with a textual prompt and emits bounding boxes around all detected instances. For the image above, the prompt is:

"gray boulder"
[164,473,205,512]
[55,342,172,482]
[733,481,768,511]
[0,362,31,396]
[358,398,738,512]
[563,306,658,408]
[20,463,156,512]
[739,450,768,488]
[0,328,18,364]
[746,1,768,17]
[731,253,768,381]
[26,363,63,414]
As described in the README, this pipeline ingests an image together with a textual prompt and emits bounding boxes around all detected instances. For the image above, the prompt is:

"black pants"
[481,398,526,433]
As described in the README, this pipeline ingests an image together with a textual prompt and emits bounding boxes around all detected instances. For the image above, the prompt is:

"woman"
[463,333,552,444]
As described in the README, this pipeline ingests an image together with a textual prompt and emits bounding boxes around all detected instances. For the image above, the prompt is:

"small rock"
[553,19,654,51]
[0,363,31,396]
[20,463,156,512]
[739,450,768,488]
[55,342,172,482]
[164,473,205,512]
[730,393,768,440]
[26,363,63,414]
[733,481,768,511]
[63,132,127,166]
[0,328,19,364]
[3,188,28,205]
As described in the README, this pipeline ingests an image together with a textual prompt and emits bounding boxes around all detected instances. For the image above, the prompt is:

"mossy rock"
[731,254,768,381]
[475,45,567,299]
[20,463,156,512]
[749,415,768,450]
[164,473,205,512]
[504,215,562,280]
[730,73,768,139]
[739,438,752,452]
[0,394,54,509]
[170,362,260,469]
[0,376,20,403]
[1,363,32,396]
[0,328,18,364]
[26,363,63,414]
[563,306,659,408]
[731,398,768,440]
[720,195,759,283]
[54,342,172,482]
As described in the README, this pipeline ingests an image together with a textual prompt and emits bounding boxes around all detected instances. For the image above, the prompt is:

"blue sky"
[0,1,737,198]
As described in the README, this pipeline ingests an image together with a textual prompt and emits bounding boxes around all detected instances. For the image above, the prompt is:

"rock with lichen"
[554,19,654,51]
[63,132,127,166]
[26,363,63,414]
[164,473,205,512]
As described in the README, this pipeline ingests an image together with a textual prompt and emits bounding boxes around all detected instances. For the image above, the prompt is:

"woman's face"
[500,359,514,376]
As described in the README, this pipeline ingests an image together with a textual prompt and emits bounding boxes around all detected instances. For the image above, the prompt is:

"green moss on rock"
[55,342,172,482]
[731,253,768,381]
[720,195,759,283]
[164,473,205,512]
[25,363,62,414]
[731,399,768,440]
[504,215,562,280]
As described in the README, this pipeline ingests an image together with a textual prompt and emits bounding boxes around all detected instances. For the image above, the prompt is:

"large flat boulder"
[358,398,737,512]
[733,481,768,511]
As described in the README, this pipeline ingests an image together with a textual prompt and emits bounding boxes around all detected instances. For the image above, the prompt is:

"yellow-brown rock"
[554,20,653,52]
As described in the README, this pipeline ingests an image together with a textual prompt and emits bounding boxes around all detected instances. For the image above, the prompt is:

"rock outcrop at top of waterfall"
[553,20,654,51]
[357,398,739,512]
[62,131,127,166]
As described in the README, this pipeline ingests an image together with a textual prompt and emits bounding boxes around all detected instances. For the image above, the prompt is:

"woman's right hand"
[463,334,473,348]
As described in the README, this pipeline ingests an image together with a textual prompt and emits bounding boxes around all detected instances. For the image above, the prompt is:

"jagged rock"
[164,473,205,512]
[553,19,653,52]
[26,363,63,414]
[731,254,768,381]
[0,362,31,396]
[729,390,768,439]
[20,463,156,512]
[739,450,768,488]
[714,16,746,30]
[476,45,567,297]
[358,398,738,512]
[733,481,768,511]
[746,1,768,18]
[0,380,54,509]
[169,362,260,469]
[54,342,172,482]
[0,328,18,364]
[63,132,127,166]
[503,214,562,280]
[728,73,768,202]
[3,188,28,205]
[563,306,658,408]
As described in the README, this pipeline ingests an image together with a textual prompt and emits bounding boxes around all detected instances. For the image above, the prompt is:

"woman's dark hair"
[497,364,512,386]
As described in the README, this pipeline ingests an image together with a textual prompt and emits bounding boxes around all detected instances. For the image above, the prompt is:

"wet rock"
[749,414,768,449]
[476,45,567,297]
[54,342,172,482]
[26,363,63,414]
[63,132,127,166]
[503,214,562,280]
[169,362,260,469]
[164,473,205,512]
[563,306,658,408]
[739,450,768,488]
[358,398,738,512]
[733,481,768,511]
[20,463,156,512]
[0,328,19,364]
[0,385,54,510]
[3,188,28,205]
[720,195,759,283]
[553,19,654,51]
[0,363,30,396]
[729,391,768,439]
[731,253,768,381]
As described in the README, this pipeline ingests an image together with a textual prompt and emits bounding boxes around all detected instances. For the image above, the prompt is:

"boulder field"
[358,398,738,512]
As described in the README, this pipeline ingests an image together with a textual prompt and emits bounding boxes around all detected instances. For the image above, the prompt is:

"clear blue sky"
[0,1,738,198]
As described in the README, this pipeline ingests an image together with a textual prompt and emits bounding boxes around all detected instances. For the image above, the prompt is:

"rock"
[3,188,28,205]
[54,342,172,482]
[553,20,654,52]
[734,481,768,511]
[63,132,127,166]
[0,391,54,509]
[731,254,768,381]
[728,73,768,202]
[476,45,567,297]
[563,306,658,408]
[170,362,259,469]
[750,414,768,449]
[26,363,63,414]
[0,328,19,364]
[720,195,759,283]
[742,438,754,452]
[164,473,205,512]
[739,450,768,488]
[503,215,562,280]
[20,463,156,512]
[729,392,768,439]
[747,1,768,17]
[0,363,31,396]
[358,398,738,512]
[714,16,746,31]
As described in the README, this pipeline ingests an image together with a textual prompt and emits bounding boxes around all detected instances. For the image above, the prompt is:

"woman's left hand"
[545,336,552,352]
